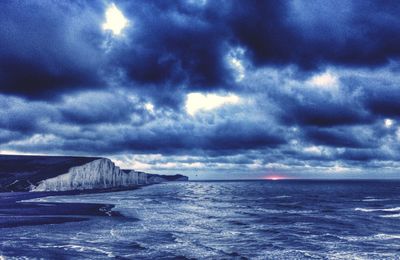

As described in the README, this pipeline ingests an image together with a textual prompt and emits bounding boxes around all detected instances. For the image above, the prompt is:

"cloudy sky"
[1,0,400,179]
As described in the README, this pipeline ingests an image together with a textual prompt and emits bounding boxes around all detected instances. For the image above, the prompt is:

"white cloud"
[308,71,338,87]
[384,118,393,128]
[227,48,246,82]
[0,150,45,156]
[304,146,323,155]
[327,163,357,173]
[144,102,154,113]
[8,134,59,146]
[185,92,240,116]
[187,0,208,6]
[102,3,129,36]
[229,57,245,81]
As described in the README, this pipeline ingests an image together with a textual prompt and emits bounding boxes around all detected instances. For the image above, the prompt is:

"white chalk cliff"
[32,158,147,192]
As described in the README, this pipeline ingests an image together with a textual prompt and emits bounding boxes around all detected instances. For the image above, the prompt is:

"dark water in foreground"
[1,180,400,259]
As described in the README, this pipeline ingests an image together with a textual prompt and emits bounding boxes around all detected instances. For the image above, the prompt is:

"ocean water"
[1,180,400,259]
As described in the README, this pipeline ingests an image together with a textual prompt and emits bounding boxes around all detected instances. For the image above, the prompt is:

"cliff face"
[123,170,148,185]
[0,155,101,192]
[0,154,188,192]
[33,159,147,192]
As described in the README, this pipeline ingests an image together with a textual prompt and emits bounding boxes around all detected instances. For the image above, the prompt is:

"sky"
[1,0,400,179]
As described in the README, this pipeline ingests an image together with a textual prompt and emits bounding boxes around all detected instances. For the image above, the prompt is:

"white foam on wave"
[272,195,292,199]
[256,208,316,214]
[355,207,400,212]
[380,213,400,218]
[374,233,400,240]
[382,207,400,212]
[328,251,396,260]
[354,208,377,212]
[38,244,115,258]
[362,198,390,202]
[341,233,400,242]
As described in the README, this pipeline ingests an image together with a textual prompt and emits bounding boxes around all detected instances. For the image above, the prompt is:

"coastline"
[0,188,139,228]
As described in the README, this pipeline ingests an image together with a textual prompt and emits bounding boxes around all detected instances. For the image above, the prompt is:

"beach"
[0,191,123,229]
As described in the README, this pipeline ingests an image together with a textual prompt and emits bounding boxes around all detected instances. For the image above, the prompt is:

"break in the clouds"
[1,0,400,179]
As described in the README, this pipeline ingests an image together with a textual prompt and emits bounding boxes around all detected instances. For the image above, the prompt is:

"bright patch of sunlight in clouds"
[185,92,240,116]
[308,71,338,87]
[384,118,393,128]
[102,3,129,36]
[144,102,154,113]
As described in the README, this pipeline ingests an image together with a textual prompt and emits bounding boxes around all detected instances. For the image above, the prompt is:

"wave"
[373,233,400,240]
[38,244,115,258]
[341,233,400,242]
[255,208,316,214]
[272,195,292,199]
[355,207,400,212]
[354,208,376,212]
[362,198,391,202]
[380,213,400,218]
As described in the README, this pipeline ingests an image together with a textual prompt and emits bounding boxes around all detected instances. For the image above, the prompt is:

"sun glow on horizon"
[262,175,288,181]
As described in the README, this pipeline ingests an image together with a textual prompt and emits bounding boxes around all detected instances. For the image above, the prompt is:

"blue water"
[1,180,400,259]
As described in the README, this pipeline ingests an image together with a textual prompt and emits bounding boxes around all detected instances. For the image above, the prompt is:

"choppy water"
[2,180,400,259]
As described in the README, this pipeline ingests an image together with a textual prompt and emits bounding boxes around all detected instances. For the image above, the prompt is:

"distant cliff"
[0,155,188,192]
[147,173,189,183]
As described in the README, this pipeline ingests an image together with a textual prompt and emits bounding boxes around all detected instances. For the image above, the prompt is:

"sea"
[1,180,400,259]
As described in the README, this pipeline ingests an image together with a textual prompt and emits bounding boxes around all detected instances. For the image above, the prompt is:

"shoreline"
[0,187,143,228]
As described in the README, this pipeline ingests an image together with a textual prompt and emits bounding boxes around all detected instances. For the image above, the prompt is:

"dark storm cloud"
[2,0,400,100]
[364,81,400,118]
[109,0,400,93]
[276,90,371,127]
[225,0,400,70]
[3,117,286,156]
[338,149,393,162]
[0,1,104,98]
[106,117,286,155]
[2,0,400,176]
[203,121,284,150]
[0,130,23,145]
[338,70,400,120]
[0,93,285,156]
[0,95,57,134]
[109,1,232,88]
[59,92,150,125]
[303,127,375,148]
